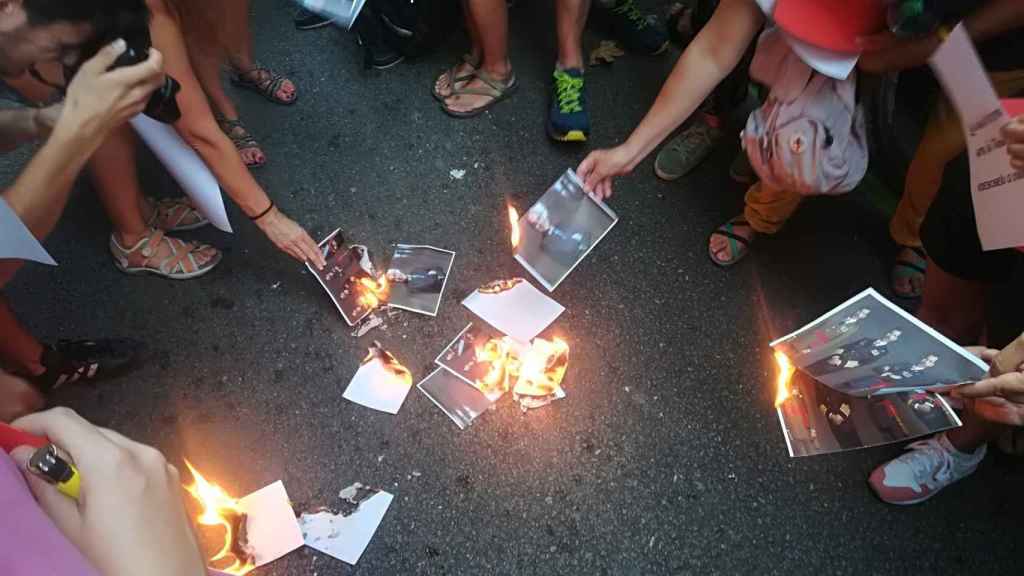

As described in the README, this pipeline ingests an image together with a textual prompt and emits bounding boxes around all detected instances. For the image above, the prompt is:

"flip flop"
[440,69,518,119]
[432,54,480,102]
[708,217,755,267]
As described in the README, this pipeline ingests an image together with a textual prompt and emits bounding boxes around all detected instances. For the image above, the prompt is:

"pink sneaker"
[869,433,986,505]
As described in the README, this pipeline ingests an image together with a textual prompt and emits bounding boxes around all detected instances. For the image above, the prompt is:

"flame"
[774,351,795,407]
[363,343,412,386]
[470,336,569,399]
[478,278,524,295]
[508,205,520,249]
[356,274,389,310]
[183,460,255,575]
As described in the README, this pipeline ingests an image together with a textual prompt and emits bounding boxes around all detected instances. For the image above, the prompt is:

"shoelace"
[903,439,955,487]
[612,0,648,29]
[554,71,584,114]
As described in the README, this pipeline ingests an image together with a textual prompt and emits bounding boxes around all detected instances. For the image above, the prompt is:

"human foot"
[708,217,756,267]
[654,115,722,181]
[232,66,297,104]
[441,68,517,118]
[433,54,480,101]
[548,68,589,142]
[110,228,221,280]
[217,116,266,168]
[892,245,927,299]
[869,433,985,505]
[31,338,146,392]
[142,196,209,232]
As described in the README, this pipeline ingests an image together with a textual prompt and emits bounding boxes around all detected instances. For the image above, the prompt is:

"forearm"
[963,0,1024,44]
[621,0,762,167]
[3,123,96,239]
[0,108,43,153]
[178,119,271,216]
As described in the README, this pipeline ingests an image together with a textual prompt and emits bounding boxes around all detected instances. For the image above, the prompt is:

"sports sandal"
[432,54,480,102]
[145,196,209,232]
[217,115,266,168]
[230,66,297,104]
[440,69,518,119]
[892,245,927,299]
[708,217,756,267]
[110,228,221,280]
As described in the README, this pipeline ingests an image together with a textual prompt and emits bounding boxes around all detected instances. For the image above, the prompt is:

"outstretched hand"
[576,145,635,200]
[956,337,1024,426]
[255,207,327,269]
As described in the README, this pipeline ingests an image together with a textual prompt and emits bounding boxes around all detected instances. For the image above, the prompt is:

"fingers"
[992,333,1024,376]
[11,408,112,473]
[299,232,326,269]
[105,48,165,90]
[972,397,1024,427]
[1003,118,1024,168]
[76,39,128,77]
[598,179,613,200]
[964,346,999,362]
[955,371,1024,401]
[10,445,85,544]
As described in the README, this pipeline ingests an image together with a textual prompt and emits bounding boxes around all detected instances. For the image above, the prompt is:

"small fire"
[356,274,389,310]
[471,336,569,401]
[478,278,524,295]
[774,351,796,407]
[183,460,255,575]
[508,205,520,249]
[363,342,412,386]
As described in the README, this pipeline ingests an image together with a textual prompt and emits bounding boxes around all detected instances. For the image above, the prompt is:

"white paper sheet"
[462,280,564,342]
[238,481,304,567]
[294,0,367,29]
[300,491,394,564]
[0,197,55,265]
[343,349,413,414]
[929,24,1024,251]
[130,115,232,233]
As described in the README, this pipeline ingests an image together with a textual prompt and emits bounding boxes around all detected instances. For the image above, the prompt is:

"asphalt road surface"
[4,1,1022,574]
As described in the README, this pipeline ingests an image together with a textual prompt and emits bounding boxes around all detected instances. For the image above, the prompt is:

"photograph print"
[772,288,988,397]
[307,228,379,326]
[514,169,618,291]
[776,369,962,457]
[385,244,455,316]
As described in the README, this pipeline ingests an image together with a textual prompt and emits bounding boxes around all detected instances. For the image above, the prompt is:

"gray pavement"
[4,1,1023,574]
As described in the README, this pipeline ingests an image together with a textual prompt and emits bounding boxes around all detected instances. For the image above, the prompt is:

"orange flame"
[363,343,412,386]
[508,205,520,249]
[774,351,795,407]
[471,336,569,399]
[183,460,256,575]
[478,278,523,295]
[356,274,389,310]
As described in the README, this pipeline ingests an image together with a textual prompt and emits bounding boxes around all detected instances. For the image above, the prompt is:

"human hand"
[576,145,636,200]
[56,39,165,145]
[254,206,327,269]
[856,31,941,74]
[954,336,1024,426]
[1002,116,1024,170]
[8,407,206,576]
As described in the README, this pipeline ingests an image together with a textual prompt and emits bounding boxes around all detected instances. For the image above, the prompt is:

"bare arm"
[577,0,763,198]
[0,107,54,153]
[964,0,1024,43]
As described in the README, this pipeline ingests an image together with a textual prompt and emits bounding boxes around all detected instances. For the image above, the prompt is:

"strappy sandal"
[230,66,297,105]
[440,69,518,119]
[216,115,266,169]
[891,245,928,299]
[110,228,222,280]
[432,54,480,102]
[708,217,756,267]
[145,196,209,232]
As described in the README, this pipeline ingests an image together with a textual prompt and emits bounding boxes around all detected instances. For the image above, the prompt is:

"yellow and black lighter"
[28,444,81,500]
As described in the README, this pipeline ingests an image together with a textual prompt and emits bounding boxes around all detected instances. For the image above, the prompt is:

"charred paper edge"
[305,228,373,327]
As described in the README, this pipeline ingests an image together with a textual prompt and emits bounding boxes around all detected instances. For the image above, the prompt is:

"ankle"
[481,60,511,78]
[115,229,147,248]
[556,58,584,72]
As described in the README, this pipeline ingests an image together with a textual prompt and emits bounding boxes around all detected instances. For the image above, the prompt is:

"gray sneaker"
[729,151,758,185]
[654,117,721,181]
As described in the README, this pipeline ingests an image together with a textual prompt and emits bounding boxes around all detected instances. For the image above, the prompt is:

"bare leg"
[918,258,990,344]
[221,0,296,102]
[555,0,592,69]
[0,294,44,377]
[434,0,484,98]
[442,0,511,114]
[89,125,150,248]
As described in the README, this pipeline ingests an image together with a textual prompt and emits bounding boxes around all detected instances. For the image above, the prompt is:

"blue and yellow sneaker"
[610,0,669,55]
[548,68,590,142]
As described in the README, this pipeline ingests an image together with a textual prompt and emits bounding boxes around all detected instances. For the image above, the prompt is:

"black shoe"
[610,0,670,55]
[295,8,334,30]
[354,13,405,70]
[33,338,146,392]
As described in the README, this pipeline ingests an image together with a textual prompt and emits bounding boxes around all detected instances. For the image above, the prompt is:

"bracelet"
[250,200,275,221]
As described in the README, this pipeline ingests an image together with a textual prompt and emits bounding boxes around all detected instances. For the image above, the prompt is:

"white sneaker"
[868,433,986,505]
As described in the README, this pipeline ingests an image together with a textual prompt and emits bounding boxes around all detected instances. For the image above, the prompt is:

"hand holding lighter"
[28,444,81,500]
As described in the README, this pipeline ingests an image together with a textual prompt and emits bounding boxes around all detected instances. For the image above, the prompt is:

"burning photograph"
[513,169,618,291]
[384,244,455,316]
[343,342,414,414]
[417,367,496,430]
[306,228,388,326]
[775,369,962,457]
[772,288,988,397]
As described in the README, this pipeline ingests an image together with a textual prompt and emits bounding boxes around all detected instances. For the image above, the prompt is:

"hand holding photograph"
[513,169,618,291]
[307,229,388,326]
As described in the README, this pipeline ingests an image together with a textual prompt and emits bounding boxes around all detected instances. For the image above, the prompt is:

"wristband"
[250,200,275,221]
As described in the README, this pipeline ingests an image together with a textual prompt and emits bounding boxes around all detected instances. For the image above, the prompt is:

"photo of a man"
[384,244,455,316]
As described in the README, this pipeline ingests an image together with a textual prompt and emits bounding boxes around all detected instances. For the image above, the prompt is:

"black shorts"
[920,153,1023,284]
